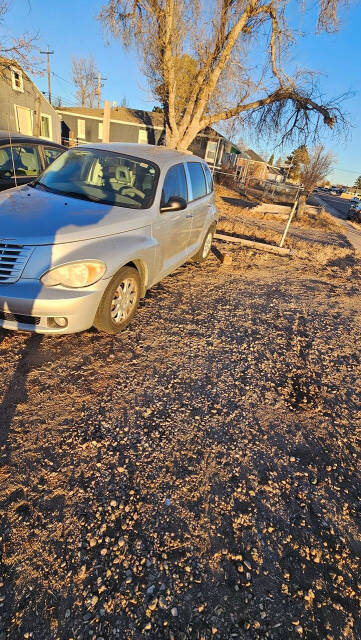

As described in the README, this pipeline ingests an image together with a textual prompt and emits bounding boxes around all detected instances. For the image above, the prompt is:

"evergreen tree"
[285,145,309,181]
[354,176,361,191]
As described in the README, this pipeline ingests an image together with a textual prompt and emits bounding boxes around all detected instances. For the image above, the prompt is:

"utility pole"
[95,72,107,109]
[40,46,54,104]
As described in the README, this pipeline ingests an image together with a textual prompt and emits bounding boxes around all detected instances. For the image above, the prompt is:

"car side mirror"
[160,196,187,213]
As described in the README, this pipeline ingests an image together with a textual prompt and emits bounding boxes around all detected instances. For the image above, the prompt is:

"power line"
[331,167,360,174]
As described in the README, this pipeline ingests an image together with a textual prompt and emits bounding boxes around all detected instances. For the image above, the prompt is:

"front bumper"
[0,279,106,334]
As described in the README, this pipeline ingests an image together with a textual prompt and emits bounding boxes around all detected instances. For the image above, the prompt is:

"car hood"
[0,185,152,245]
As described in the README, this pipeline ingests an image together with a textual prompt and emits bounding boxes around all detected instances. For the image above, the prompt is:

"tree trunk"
[165,119,201,151]
[296,193,307,218]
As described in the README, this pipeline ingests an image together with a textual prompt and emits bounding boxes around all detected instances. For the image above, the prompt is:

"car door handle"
[186,214,194,218]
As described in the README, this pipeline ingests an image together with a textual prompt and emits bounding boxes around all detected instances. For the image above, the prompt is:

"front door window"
[162,163,188,205]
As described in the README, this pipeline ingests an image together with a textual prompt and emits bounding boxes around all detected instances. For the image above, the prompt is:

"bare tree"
[98,0,349,151]
[0,0,38,73]
[297,145,335,215]
[72,55,98,108]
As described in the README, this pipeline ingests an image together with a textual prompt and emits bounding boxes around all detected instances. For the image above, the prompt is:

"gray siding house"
[57,106,242,168]
[0,57,61,142]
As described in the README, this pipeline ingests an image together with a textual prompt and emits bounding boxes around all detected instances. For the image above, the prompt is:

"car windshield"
[35,147,159,209]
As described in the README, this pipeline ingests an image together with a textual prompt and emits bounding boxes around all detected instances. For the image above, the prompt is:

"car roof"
[0,130,64,147]
[75,142,204,168]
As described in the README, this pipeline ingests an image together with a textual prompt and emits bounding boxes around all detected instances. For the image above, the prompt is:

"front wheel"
[192,224,216,263]
[93,266,141,335]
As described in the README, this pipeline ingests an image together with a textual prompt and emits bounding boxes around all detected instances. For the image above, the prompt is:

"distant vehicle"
[330,187,343,196]
[0,131,65,192]
[0,143,218,335]
[347,199,361,222]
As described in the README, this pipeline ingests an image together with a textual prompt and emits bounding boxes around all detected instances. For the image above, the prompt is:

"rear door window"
[202,163,214,194]
[0,144,41,178]
[43,146,63,167]
[187,162,207,201]
[162,163,188,205]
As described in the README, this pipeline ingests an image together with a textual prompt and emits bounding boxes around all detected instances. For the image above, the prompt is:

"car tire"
[93,266,141,335]
[192,224,216,263]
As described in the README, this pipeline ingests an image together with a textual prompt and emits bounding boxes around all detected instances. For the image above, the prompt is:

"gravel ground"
[1,196,361,640]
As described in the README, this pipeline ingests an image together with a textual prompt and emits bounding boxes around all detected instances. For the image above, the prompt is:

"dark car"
[0,131,65,192]
[347,199,361,223]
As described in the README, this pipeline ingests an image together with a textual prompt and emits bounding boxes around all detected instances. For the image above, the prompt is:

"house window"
[11,68,24,92]
[77,119,85,139]
[138,128,148,144]
[98,122,103,139]
[40,114,52,140]
[15,105,32,135]
[205,140,218,164]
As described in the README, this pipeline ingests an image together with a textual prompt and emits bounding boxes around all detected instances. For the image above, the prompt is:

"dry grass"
[215,184,355,269]
[293,204,344,233]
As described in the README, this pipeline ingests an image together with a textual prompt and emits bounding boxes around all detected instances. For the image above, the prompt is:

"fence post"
[279,189,300,248]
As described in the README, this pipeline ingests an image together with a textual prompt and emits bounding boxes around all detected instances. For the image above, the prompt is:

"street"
[316,193,351,219]
[314,193,361,254]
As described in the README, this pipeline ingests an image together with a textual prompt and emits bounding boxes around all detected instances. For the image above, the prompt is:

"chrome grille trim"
[0,242,33,283]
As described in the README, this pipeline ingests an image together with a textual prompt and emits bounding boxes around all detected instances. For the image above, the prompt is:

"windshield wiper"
[30,180,55,193]
[63,191,104,204]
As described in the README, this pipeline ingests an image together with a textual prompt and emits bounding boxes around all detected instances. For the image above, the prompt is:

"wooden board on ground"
[214,233,292,256]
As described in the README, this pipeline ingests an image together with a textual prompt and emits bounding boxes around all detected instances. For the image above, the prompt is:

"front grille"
[0,242,32,283]
[0,310,40,325]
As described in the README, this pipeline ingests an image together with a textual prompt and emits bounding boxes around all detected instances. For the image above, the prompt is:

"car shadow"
[0,332,43,461]
[221,195,258,209]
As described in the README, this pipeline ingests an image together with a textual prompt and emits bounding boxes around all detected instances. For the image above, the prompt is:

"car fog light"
[54,317,67,327]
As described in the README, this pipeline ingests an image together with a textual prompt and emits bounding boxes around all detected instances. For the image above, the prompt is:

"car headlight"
[41,260,106,288]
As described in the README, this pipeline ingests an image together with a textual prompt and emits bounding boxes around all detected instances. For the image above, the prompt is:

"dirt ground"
[1,186,361,640]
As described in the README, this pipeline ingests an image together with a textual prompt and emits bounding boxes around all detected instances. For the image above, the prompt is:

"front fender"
[22,228,158,290]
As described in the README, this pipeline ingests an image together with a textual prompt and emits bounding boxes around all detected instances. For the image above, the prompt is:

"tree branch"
[201,86,337,129]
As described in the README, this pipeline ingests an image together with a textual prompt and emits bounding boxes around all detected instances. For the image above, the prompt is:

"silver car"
[0,143,218,335]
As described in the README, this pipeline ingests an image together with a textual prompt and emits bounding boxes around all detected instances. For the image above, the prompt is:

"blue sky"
[3,0,361,185]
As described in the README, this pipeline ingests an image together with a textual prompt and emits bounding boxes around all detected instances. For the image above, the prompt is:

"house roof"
[0,56,21,71]
[245,148,265,163]
[57,106,165,128]
[267,164,282,174]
